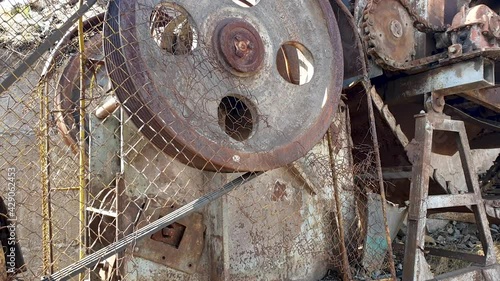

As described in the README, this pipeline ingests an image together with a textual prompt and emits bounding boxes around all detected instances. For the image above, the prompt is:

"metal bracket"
[134,204,205,274]
[385,57,495,104]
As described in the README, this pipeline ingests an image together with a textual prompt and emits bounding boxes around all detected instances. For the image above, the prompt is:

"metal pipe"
[95,96,120,119]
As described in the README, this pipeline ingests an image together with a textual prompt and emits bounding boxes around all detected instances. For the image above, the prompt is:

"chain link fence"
[0,0,402,280]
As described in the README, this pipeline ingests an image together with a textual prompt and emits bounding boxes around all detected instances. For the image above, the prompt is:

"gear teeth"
[361,0,416,71]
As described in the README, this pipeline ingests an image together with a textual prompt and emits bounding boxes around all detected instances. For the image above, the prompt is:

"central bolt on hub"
[390,20,403,38]
[214,19,264,74]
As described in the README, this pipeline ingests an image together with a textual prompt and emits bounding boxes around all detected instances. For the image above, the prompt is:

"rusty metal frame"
[402,112,497,281]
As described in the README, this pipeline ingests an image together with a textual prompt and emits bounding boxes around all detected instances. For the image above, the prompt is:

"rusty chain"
[398,0,448,33]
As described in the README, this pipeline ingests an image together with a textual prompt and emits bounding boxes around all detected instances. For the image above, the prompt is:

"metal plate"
[104,0,343,172]
[134,204,205,275]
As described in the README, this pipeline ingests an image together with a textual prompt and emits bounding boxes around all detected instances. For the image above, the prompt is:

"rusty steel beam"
[425,247,486,264]
[366,85,397,280]
[403,113,434,281]
[385,57,495,104]
[430,264,500,280]
[460,87,500,113]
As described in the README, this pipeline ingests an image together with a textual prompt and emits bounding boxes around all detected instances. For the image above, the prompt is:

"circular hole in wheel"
[218,96,255,141]
[150,3,198,55]
[232,0,260,8]
[276,42,314,85]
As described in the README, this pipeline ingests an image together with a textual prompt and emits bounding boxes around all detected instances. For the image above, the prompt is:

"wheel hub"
[215,19,264,74]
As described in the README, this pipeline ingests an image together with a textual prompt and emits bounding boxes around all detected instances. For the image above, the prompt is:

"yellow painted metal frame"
[77,1,87,279]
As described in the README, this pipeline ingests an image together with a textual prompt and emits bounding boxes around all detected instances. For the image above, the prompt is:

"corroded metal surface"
[103,0,344,172]
[384,57,495,103]
[449,4,500,52]
[330,0,367,86]
[43,14,106,152]
[403,113,497,281]
[214,19,264,74]
[54,34,108,152]
[460,87,500,113]
[134,205,205,274]
[363,0,416,66]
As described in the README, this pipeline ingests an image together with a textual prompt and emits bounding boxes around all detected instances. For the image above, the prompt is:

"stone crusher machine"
[39,0,500,280]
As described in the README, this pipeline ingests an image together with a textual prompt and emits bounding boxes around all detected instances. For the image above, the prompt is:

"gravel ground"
[0,0,105,50]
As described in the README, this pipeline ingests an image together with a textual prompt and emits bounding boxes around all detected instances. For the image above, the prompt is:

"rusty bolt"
[214,19,265,74]
[448,44,462,57]
[234,38,252,58]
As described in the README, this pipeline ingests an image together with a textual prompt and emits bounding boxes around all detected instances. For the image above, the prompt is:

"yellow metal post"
[38,82,53,274]
[77,1,87,279]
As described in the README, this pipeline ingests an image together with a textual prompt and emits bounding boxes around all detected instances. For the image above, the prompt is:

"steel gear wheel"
[363,0,416,69]
[104,0,343,172]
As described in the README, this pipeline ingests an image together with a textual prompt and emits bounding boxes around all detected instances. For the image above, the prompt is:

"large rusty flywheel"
[104,0,343,172]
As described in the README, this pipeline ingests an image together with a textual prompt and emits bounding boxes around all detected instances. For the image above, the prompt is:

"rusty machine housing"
[33,0,500,280]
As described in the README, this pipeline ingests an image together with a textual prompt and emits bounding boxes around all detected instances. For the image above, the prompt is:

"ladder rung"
[394,243,486,264]
[426,247,486,264]
[427,194,478,209]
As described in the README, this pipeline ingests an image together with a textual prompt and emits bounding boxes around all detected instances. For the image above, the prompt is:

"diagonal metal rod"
[40,171,262,281]
[365,82,397,280]
[0,0,98,95]
[327,127,353,281]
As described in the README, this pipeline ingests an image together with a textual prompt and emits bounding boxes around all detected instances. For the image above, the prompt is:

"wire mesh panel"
[0,0,403,280]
